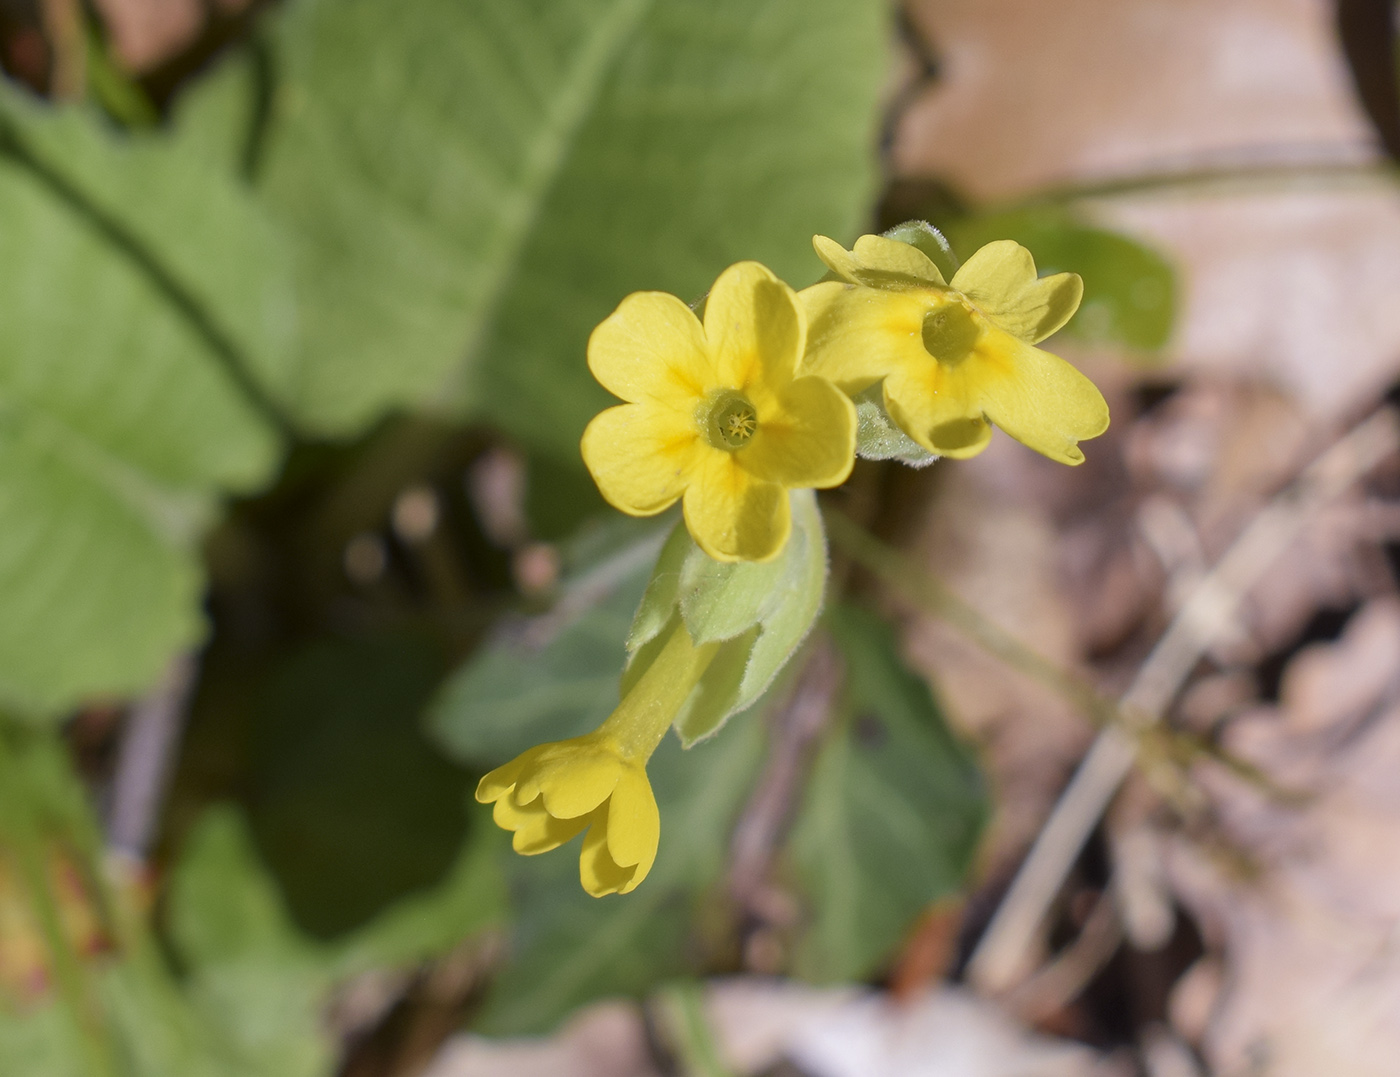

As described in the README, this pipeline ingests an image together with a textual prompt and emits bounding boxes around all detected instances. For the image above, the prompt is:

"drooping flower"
[477,733,660,896]
[476,619,716,897]
[581,261,856,563]
[799,233,1109,465]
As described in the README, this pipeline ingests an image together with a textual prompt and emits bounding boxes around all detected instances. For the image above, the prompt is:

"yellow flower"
[477,734,660,896]
[581,261,856,563]
[799,234,1109,465]
[476,619,717,897]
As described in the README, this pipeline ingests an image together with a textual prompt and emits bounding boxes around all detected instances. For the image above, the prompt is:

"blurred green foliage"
[246,633,467,937]
[788,605,987,982]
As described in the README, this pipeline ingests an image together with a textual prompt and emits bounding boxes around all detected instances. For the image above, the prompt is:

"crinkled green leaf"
[943,207,1175,353]
[240,0,886,450]
[0,89,285,717]
[170,804,505,1074]
[329,829,507,977]
[787,605,988,983]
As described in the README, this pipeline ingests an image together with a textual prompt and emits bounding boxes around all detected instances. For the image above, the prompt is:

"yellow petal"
[742,376,856,488]
[587,291,712,406]
[812,234,946,288]
[682,450,790,563]
[581,403,701,515]
[521,745,623,819]
[882,360,994,460]
[968,331,1110,465]
[475,745,547,803]
[811,235,864,284]
[579,808,641,897]
[604,767,660,873]
[702,262,805,393]
[851,234,947,286]
[493,796,590,855]
[799,282,931,391]
[950,241,1083,344]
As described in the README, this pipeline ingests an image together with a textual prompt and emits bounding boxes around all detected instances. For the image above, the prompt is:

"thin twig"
[40,0,86,100]
[1001,887,1123,1024]
[824,510,1287,796]
[106,654,197,862]
[966,406,1399,992]
[824,510,1113,723]
[1015,151,1396,209]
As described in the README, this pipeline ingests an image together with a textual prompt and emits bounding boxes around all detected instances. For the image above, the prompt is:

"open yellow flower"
[799,234,1109,465]
[476,620,717,897]
[581,261,856,563]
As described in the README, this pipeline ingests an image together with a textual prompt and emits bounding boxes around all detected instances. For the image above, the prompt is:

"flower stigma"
[704,390,759,450]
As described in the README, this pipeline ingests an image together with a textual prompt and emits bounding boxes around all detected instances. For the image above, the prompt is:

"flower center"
[704,391,759,450]
[921,298,981,365]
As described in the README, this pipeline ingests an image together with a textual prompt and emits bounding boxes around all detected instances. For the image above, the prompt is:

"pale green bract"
[625,490,827,745]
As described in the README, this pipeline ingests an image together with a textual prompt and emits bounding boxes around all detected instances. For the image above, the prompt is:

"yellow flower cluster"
[581,233,1108,564]
[483,229,1110,897]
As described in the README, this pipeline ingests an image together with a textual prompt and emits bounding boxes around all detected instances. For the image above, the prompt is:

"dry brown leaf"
[421,1002,658,1077]
[706,980,1110,1077]
[1164,598,1400,1075]
[1097,190,1400,424]
[896,0,1372,200]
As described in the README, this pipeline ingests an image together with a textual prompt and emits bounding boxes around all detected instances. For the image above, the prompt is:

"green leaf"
[943,207,1175,353]
[787,605,988,983]
[169,803,506,1073]
[626,492,827,745]
[0,90,286,716]
[169,807,334,1077]
[246,0,887,449]
[0,1002,84,1077]
[245,633,469,938]
[329,828,508,977]
[430,530,668,764]
[474,718,763,1036]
